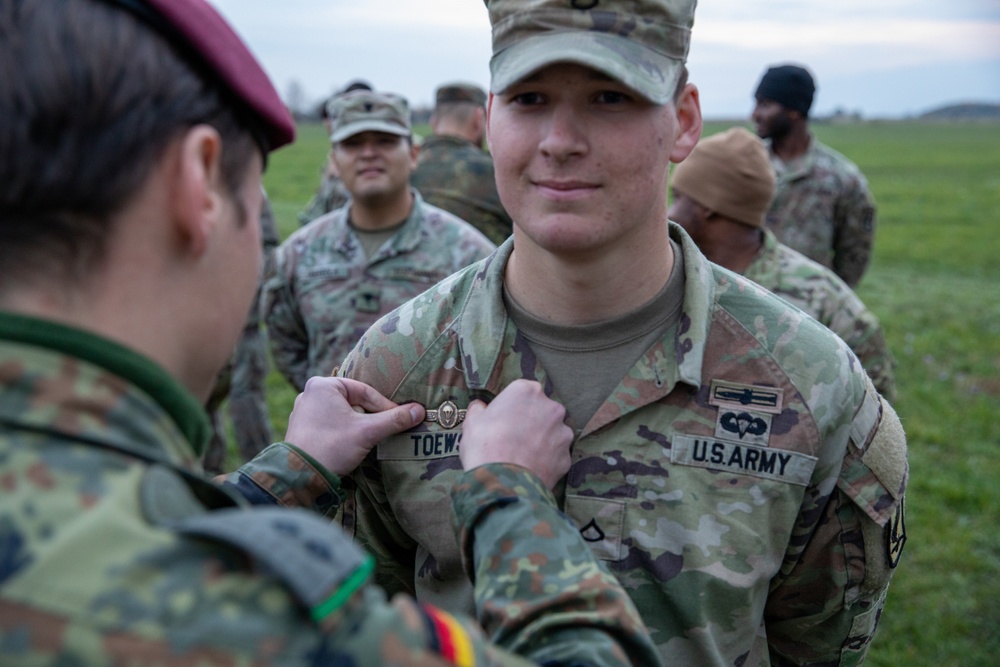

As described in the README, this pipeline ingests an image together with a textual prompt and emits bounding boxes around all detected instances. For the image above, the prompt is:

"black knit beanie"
[754,64,815,115]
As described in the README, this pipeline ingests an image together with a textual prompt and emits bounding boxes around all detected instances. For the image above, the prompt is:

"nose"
[357,139,380,158]
[538,102,587,162]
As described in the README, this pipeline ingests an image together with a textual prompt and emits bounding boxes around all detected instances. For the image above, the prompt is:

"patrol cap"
[104,0,295,152]
[435,82,488,107]
[754,64,816,115]
[327,91,412,143]
[671,127,775,228]
[485,0,696,104]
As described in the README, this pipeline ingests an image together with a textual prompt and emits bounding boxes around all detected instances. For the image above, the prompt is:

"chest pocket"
[564,495,626,562]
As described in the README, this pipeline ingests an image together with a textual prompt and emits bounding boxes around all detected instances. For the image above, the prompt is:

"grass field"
[232,119,1000,665]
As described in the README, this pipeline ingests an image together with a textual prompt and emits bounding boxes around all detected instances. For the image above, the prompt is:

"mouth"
[532,178,600,200]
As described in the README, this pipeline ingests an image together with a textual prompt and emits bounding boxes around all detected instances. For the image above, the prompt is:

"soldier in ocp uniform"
[752,64,878,288]
[668,127,896,401]
[264,90,496,391]
[339,0,909,664]
[0,1,664,664]
[411,82,514,245]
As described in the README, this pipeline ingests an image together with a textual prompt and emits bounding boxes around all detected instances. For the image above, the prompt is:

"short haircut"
[0,0,259,286]
[433,101,480,125]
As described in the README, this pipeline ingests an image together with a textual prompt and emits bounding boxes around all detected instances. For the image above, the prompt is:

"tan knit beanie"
[671,127,776,228]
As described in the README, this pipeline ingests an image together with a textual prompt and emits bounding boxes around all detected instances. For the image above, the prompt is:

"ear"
[171,125,225,257]
[328,146,343,179]
[408,139,420,168]
[669,83,704,164]
[429,112,440,132]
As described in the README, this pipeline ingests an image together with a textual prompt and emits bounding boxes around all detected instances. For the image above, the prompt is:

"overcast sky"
[212,0,1000,119]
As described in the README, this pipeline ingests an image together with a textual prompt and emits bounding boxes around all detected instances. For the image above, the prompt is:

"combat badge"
[425,400,467,429]
[886,498,906,568]
[708,379,783,415]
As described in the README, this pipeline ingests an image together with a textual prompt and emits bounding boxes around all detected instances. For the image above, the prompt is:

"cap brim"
[331,121,411,144]
[490,31,683,105]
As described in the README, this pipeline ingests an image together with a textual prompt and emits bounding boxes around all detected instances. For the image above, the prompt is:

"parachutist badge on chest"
[424,400,467,429]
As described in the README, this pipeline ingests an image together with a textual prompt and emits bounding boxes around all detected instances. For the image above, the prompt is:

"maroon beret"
[108,0,295,152]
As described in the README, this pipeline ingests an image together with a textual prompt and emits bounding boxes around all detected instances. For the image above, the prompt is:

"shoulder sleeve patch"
[170,507,372,621]
[838,395,908,526]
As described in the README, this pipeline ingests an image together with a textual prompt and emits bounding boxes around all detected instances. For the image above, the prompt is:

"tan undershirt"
[504,238,686,431]
[350,217,406,259]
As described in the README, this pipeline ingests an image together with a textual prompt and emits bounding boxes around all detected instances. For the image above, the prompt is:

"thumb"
[360,402,424,444]
[464,399,488,421]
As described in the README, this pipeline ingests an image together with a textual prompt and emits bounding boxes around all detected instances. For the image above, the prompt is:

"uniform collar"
[767,134,819,181]
[744,228,782,287]
[331,189,429,262]
[453,224,714,427]
[0,311,210,464]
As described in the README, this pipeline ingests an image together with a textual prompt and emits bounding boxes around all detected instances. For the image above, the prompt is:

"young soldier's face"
[487,63,695,258]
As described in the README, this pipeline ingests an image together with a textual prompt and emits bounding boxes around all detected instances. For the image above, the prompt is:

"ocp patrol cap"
[328,91,412,144]
[485,0,697,104]
[435,82,488,107]
[101,0,295,153]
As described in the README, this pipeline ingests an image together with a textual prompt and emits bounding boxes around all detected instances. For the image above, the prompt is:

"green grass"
[220,118,1000,666]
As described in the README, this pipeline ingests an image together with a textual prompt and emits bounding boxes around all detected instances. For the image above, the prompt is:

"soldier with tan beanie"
[669,127,896,399]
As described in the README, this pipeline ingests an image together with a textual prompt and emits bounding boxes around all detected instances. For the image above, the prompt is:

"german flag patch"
[421,604,475,666]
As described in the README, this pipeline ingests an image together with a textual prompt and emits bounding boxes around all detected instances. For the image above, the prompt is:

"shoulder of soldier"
[276,210,345,259]
[776,242,877,322]
[774,241,845,289]
[711,262,869,425]
[341,259,484,389]
[810,139,869,185]
[0,433,352,664]
[418,201,497,250]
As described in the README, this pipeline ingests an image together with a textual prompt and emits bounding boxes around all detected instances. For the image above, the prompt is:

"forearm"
[217,442,343,517]
[452,464,661,667]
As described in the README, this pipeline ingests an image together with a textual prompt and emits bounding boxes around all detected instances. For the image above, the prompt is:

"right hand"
[459,379,573,488]
[285,376,424,477]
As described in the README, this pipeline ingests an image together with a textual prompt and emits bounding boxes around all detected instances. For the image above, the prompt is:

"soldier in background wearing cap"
[752,64,878,288]
[411,82,514,245]
[263,90,495,391]
[668,127,896,401]
[298,80,373,227]
[0,1,665,664]
[339,1,908,664]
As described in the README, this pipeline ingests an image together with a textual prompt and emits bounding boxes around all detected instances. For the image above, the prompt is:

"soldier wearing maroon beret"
[0,1,662,665]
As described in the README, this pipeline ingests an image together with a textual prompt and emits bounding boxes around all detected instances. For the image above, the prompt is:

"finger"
[359,403,424,443]
[464,399,487,421]
[330,377,399,413]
